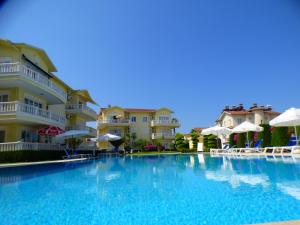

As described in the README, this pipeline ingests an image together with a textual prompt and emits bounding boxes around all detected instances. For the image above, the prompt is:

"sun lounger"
[264,137,300,154]
[242,140,263,153]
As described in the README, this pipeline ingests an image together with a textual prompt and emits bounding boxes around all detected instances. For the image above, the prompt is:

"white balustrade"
[0,101,65,126]
[66,104,97,118]
[0,62,67,101]
[152,133,175,139]
[0,142,64,152]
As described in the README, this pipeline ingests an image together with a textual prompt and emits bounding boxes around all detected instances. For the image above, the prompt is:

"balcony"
[0,62,67,103]
[66,104,97,121]
[151,119,180,128]
[97,119,130,128]
[0,142,64,152]
[152,133,175,140]
[65,125,97,137]
[0,101,65,127]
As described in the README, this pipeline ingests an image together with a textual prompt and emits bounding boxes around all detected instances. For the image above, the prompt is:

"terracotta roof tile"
[100,107,156,113]
[124,108,156,113]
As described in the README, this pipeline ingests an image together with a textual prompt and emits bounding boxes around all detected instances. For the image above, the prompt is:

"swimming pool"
[0,154,300,225]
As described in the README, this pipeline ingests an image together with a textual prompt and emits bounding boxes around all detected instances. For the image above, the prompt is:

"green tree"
[247,131,254,147]
[236,133,246,148]
[271,127,289,146]
[229,133,235,147]
[190,129,200,151]
[174,133,189,152]
[203,134,217,152]
[134,139,148,151]
[258,124,272,147]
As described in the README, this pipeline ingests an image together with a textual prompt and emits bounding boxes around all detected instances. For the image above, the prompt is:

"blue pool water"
[1,154,300,225]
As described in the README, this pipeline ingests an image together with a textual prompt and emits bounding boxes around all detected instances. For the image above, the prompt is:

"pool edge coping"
[0,158,88,169]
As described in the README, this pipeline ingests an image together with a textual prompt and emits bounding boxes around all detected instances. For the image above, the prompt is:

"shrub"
[190,129,200,151]
[203,134,217,152]
[134,139,148,151]
[229,133,236,147]
[247,131,254,147]
[175,133,189,152]
[144,144,158,151]
[271,127,289,147]
[258,124,272,147]
[236,133,246,148]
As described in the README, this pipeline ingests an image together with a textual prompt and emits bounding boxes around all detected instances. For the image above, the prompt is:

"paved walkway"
[0,158,87,168]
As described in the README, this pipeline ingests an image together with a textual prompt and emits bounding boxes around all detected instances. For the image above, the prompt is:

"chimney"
[253,103,257,108]
[239,103,244,110]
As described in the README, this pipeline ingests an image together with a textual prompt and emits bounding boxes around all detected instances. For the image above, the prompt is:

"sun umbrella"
[232,121,263,147]
[269,108,300,145]
[201,126,232,148]
[201,126,232,136]
[98,133,121,141]
[38,126,64,136]
[55,130,89,140]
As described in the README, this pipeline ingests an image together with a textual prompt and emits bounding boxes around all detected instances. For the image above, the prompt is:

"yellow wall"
[0,44,20,62]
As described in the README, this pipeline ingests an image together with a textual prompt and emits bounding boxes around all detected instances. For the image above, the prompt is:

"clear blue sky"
[1,0,300,132]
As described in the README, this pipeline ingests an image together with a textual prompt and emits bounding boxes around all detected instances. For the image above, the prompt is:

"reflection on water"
[1,154,300,200]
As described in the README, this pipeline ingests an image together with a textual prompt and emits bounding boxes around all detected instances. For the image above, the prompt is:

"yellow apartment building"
[97,106,180,150]
[0,39,97,151]
[65,89,97,138]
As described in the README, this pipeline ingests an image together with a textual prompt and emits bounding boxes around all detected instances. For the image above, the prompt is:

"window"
[21,130,38,142]
[131,116,136,123]
[0,57,12,63]
[0,95,8,102]
[0,130,5,143]
[24,97,43,109]
[237,118,243,124]
[158,116,170,124]
[142,116,148,122]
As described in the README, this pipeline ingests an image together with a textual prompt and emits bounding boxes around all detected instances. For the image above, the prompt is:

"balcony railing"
[152,133,175,139]
[0,62,67,102]
[151,119,180,127]
[66,104,97,119]
[0,142,64,152]
[97,119,130,126]
[0,101,65,126]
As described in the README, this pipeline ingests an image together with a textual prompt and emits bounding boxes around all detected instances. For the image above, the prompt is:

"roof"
[14,41,57,72]
[100,107,173,113]
[0,39,72,89]
[192,128,207,133]
[216,109,281,122]
[265,111,281,115]
[125,108,157,113]
[74,90,98,105]
[224,111,252,115]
